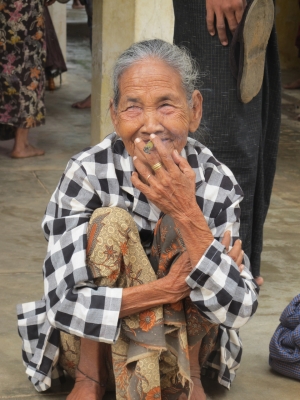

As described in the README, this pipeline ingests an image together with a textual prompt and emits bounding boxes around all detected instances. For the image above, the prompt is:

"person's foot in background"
[72,0,84,10]
[71,94,91,109]
[11,128,45,158]
[283,79,300,89]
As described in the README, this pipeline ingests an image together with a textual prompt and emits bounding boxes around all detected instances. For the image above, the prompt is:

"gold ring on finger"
[151,162,162,172]
[146,174,152,182]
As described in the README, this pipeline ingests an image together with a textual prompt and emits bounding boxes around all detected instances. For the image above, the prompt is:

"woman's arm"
[131,134,259,329]
[43,156,123,343]
[43,148,193,340]
[120,251,191,318]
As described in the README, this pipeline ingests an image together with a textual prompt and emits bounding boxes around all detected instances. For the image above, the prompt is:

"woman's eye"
[160,104,174,112]
[126,105,140,111]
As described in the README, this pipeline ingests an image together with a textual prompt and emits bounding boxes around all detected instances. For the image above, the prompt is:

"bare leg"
[48,77,56,91]
[71,94,91,109]
[67,338,110,400]
[188,341,206,400]
[11,128,45,158]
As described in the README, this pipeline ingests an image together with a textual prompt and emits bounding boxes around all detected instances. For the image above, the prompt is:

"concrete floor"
[0,7,300,400]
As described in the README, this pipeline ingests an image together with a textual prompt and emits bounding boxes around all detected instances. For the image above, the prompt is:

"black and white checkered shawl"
[17,133,259,391]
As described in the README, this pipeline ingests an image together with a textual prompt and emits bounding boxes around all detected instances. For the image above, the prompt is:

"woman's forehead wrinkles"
[121,75,175,90]
[118,61,187,104]
[119,79,184,101]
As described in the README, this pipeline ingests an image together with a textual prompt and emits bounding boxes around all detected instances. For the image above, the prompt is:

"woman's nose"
[141,110,163,134]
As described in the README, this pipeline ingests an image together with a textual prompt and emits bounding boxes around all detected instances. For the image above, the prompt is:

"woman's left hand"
[131,134,199,221]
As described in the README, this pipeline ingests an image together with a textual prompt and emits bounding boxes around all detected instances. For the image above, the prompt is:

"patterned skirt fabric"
[59,208,219,400]
[0,0,46,136]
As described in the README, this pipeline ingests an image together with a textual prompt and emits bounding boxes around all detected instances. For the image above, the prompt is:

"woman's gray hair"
[112,39,199,108]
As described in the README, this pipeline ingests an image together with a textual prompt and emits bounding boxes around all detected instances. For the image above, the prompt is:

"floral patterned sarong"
[60,208,218,400]
[0,0,46,137]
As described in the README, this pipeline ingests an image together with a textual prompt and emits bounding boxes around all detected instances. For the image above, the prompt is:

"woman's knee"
[89,207,136,233]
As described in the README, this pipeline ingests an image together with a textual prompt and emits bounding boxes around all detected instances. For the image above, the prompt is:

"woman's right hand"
[120,252,191,318]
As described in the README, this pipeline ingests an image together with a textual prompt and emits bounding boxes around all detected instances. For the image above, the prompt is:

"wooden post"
[91,0,174,145]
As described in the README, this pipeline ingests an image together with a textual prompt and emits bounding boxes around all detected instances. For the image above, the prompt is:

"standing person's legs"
[0,1,46,157]
[173,0,281,281]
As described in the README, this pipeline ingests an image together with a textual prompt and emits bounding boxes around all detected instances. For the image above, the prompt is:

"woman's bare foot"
[71,94,91,109]
[67,369,106,400]
[11,144,45,158]
[283,79,300,89]
[254,276,264,286]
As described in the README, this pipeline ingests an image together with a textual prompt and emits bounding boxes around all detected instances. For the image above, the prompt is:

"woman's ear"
[109,98,118,130]
[188,90,203,133]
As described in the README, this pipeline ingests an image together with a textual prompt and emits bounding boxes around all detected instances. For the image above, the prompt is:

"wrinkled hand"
[163,252,192,302]
[221,231,244,273]
[206,0,247,45]
[131,134,199,222]
[45,0,57,6]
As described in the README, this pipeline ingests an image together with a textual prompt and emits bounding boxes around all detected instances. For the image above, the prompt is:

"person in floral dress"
[0,0,56,158]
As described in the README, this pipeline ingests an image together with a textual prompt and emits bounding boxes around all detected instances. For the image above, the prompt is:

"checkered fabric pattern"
[17,133,259,391]
[269,294,300,381]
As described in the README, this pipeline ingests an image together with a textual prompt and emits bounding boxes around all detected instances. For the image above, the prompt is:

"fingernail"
[174,149,178,155]
[133,156,137,161]
[222,41,228,46]
[150,134,156,139]
[239,239,242,244]
[135,138,141,143]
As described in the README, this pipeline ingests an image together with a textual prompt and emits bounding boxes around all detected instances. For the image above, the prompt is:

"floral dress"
[0,0,46,139]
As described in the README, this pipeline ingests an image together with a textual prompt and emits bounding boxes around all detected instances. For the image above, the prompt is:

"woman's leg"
[64,207,159,400]
[67,339,110,400]
[188,341,206,400]
[11,128,44,158]
[151,215,219,400]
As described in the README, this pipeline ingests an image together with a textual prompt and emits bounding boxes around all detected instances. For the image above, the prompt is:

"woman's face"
[110,58,202,157]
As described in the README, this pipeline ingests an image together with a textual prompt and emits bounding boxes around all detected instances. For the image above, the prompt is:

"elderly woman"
[17,40,259,400]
